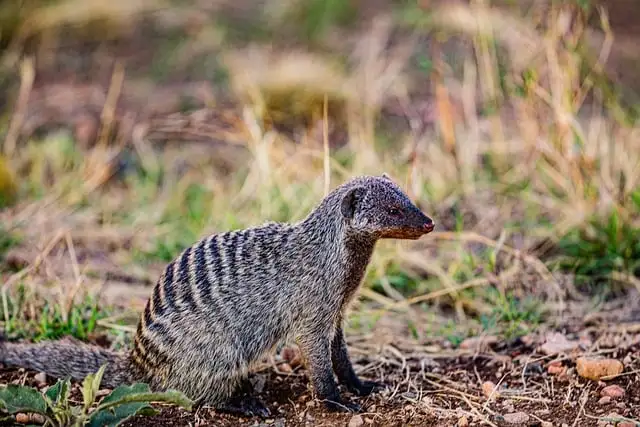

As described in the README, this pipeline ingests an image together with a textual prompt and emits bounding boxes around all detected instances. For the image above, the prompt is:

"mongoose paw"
[323,399,362,413]
[216,396,271,418]
[348,379,386,396]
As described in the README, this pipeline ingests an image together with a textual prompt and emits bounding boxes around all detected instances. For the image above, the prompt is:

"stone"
[576,358,624,381]
[503,412,530,424]
[348,415,365,427]
[600,385,625,398]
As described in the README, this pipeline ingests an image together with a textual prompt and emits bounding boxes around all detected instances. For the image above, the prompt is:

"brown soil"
[2,327,639,427]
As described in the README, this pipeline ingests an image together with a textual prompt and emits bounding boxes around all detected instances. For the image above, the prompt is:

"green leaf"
[87,384,193,427]
[0,385,48,415]
[82,364,107,411]
[44,377,70,407]
[87,402,158,427]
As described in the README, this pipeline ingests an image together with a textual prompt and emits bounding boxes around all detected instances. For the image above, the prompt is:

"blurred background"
[0,0,639,358]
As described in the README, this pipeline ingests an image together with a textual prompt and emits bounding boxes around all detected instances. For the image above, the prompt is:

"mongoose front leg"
[215,395,271,418]
[331,324,385,396]
[299,335,361,413]
[214,378,271,418]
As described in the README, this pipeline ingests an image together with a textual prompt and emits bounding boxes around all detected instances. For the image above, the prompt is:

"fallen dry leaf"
[538,332,579,355]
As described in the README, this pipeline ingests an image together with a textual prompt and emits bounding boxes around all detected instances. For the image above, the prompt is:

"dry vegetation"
[0,0,639,426]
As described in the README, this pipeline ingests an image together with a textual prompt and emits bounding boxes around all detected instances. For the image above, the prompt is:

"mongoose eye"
[388,207,402,217]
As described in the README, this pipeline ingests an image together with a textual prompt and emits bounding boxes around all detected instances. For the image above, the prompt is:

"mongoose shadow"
[0,174,435,418]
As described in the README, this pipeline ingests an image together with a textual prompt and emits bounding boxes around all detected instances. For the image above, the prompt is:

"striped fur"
[0,175,434,415]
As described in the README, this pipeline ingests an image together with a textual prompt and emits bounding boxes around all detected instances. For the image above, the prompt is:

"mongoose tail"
[0,335,135,388]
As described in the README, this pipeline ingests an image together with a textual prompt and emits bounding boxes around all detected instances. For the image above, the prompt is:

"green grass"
[1,290,110,343]
[551,201,640,292]
[479,289,544,340]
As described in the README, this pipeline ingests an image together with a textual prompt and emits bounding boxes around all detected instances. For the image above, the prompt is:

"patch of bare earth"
[2,320,639,427]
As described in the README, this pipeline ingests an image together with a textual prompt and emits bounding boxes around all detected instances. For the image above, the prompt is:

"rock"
[279,363,293,373]
[503,412,530,424]
[541,422,553,427]
[458,416,469,426]
[576,358,624,381]
[547,361,565,375]
[502,401,515,413]
[600,385,625,398]
[482,381,499,398]
[15,413,29,424]
[34,372,47,386]
[348,415,365,427]
[539,332,578,355]
[599,396,612,405]
[618,422,636,427]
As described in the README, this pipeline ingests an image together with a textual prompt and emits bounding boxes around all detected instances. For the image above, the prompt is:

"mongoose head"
[339,174,435,240]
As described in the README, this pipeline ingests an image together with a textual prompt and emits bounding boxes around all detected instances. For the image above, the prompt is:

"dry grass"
[0,0,638,355]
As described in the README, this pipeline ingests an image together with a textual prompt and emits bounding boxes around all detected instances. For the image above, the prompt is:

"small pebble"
[503,412,530,424]
[576,357,623,381]
[348,415,364,427]
[547,361,565,375]
[541,422,553,427]
[599,396,612,405]
[457,416,469,426]
[482,381,499,398]
[34,372,47,385]
[600,385,625,399]
[15,413,29,424]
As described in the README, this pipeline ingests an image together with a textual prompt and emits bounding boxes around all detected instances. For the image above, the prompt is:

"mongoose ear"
[340,186,366,219]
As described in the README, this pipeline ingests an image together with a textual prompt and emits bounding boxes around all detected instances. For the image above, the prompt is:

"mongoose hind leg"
[299,334,361,413]
[331,325,385,397]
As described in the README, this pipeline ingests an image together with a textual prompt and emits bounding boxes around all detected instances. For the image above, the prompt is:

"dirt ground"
[2,316,639,427]
[1,2,640,426]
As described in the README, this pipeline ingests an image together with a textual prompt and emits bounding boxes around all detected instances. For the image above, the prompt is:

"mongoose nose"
[423,222,435,233]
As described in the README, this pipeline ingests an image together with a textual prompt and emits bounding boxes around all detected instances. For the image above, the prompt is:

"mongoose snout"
[0,173,435,418]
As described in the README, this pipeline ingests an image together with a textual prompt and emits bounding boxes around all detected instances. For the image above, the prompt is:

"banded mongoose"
[0,174,435,417]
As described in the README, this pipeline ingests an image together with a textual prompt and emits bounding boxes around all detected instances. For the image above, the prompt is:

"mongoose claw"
[323,399,362,413]
[348,379,386,396]
[216,395,271,418]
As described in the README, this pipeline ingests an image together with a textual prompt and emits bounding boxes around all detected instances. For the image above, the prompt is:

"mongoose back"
[0,174,435,417]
